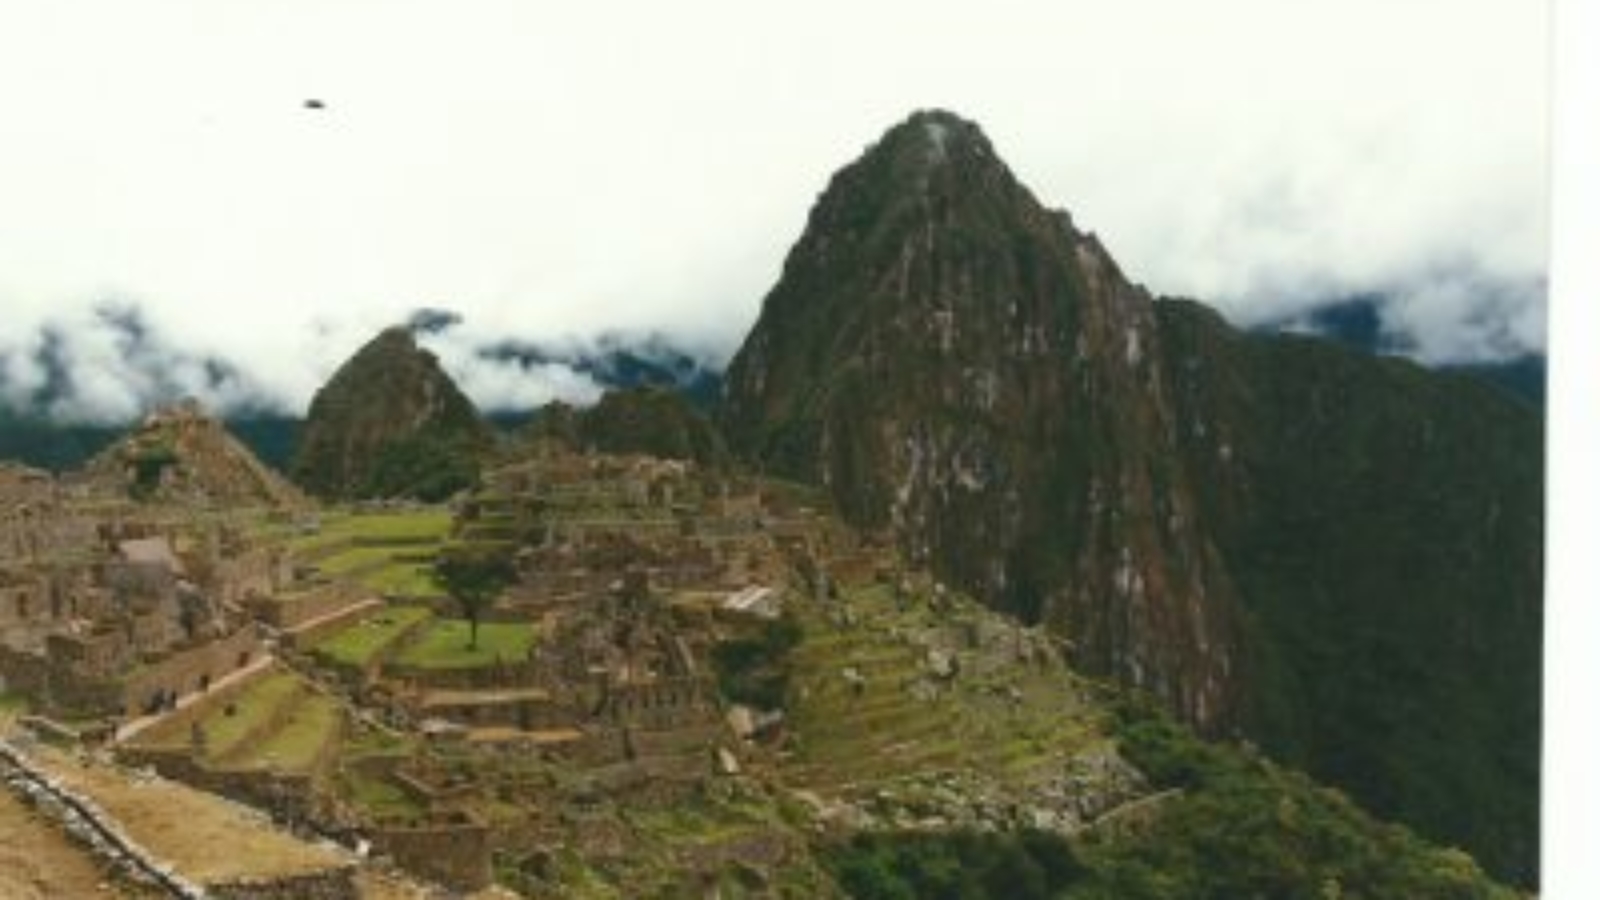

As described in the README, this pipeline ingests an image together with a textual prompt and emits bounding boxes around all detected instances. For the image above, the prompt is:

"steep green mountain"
[519,386,731,466]
[1265,295,1545,405]
[721,110,1541,884]
[723,109,1241,727]
[1156,300,1542,883]
[291,326,494,501]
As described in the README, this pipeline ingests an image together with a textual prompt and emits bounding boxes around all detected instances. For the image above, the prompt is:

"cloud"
[0,0,1548,419]
[406,307,464,336]
[0,301,726,423]
[1380,271,1547,364]
[0,303,276,423]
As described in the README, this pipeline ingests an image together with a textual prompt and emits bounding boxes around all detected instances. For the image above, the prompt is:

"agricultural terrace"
[312,605,435,670]
[293,509,453,599]
[392,619,539,670]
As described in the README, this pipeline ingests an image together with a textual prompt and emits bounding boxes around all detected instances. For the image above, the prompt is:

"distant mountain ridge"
[1268,295,1545,405]
[477,331,725,409]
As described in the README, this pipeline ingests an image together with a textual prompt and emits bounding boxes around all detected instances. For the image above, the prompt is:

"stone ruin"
[0,466,283,723]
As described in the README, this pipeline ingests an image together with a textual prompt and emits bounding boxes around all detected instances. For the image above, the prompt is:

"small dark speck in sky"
[303,99,326,110]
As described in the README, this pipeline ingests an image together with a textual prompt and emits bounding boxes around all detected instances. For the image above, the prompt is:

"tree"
[434,543,515,650]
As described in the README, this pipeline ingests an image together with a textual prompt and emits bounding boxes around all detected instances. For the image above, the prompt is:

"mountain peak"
[291,325,492,500]
[843,108,1018,203]
[881,108,994,165]
[724,109,1240,731]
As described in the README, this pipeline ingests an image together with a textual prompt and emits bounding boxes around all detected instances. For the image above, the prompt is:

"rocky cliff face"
[721,110,1542,883]
[722,110,1241,730]
[292,327,493,501]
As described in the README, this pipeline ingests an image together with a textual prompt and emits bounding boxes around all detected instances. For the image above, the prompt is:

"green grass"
[343,726,417,759]
[780,584,1102,790]
[0,691,29,724]
[360,561,445,598]
[291,509,452,554]
[312,606,434,669]
[317,545,402,575]
[342,769,423,818]
[196,672,303,759]
[298,510,453,599]
[238,693,342,773]
[392,619,538,669]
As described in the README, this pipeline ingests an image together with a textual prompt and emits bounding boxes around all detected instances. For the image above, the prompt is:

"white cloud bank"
[0,0,1548,420]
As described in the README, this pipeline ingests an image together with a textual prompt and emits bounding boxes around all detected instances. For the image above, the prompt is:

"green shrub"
[711,615,803,710]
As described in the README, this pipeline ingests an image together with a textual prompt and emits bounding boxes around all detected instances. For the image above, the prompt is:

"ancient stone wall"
[256,580,365,629]
[417,691,571,730]
[120,625,262,716]
[209,544,292,608]
[371,815,493,892]
[601,676,711,728]
[118,744,335,828]
[207,867,359,900]
[0,571,63,652]
[282,599,381,651]
[0,644,123,714]
[389,657,542,691]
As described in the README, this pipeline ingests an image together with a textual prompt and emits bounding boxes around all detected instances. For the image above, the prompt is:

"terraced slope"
[783,583,1117,808]
[126,667,346,778]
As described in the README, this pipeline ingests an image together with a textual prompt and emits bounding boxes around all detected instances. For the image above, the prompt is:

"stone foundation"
[371,813,493,892]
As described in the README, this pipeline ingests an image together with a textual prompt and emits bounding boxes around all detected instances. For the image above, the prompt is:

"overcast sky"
[0,0,1548,421]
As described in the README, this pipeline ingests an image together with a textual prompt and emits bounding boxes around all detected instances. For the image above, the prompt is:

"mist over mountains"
[0,290,1538,476]
[0,306,728,471]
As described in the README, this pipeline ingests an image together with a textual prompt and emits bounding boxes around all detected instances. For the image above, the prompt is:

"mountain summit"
[723,109,1241,729]
[292,327,492,501]
[721,109,1542,883]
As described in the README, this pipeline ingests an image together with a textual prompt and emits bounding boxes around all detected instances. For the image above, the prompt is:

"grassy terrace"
[238,692,342,773]
[0,691,28,722]
[362,562,444,599]
[130,669,345,775]
[198,672,303,758]
[312,605,434,669]
[295,509,454,599]
[318,545,404,575]
[783,584,1105,792]
[130,670,298,753]
[392,619,538,669]
[341,768,423,819]
[290,509,454,554]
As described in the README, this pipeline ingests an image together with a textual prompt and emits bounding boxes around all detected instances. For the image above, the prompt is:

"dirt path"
[29,744,351,887]
[0,784,155,899]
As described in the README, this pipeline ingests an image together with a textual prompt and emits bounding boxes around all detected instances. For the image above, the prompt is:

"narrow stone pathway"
[113,655,276,744]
